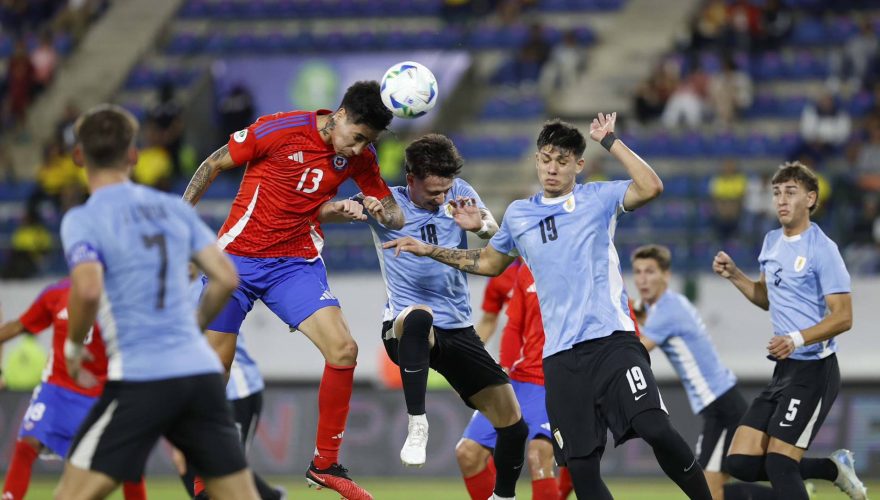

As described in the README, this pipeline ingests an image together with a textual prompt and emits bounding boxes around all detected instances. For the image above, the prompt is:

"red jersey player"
[182,81,403,499]
[474,257,521,342]
[0,279,146,500]
[457,264,566,500]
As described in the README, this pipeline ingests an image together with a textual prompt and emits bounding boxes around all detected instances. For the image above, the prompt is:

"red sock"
[2,439,39,499]
[463,456,496,500]
[557,466,573,500]
[122,478,147,500]
[313,363,355,470]
[532,477,560,500]
[193,476,206,496]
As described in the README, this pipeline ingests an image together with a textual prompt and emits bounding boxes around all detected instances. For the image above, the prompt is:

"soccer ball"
[380,61,438,119]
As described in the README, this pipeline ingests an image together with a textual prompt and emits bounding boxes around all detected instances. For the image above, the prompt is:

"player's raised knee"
[400,306,433,338]
[455,439,488,474]
[326,338,359,366]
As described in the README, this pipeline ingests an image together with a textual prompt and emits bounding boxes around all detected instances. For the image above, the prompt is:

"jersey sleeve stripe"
[254,114,309,133]
[255,117,310,139]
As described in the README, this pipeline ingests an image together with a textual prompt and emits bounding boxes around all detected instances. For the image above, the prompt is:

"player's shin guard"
[314,362,355,469]
[2,439,39,500]
[531,477,560,500]
[766,453,809,500]
[463,456,495,500]
[122,478,147,500]
[398,309,433,416]
[799,457,838,481]
[492,418,528,498]
[632,410,712,500]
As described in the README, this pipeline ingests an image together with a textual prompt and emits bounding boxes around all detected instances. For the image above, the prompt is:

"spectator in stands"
[2,209,52,279]
[794,91,851,163]
[133,124,173,191]
[634,61,677,124]
[687,0,728,52]
[743,171,775,236]
[709,159,747,243]
[55,100,80,150]
[148,81,184,176]
[28,140,83,216]
[709,54,753,127]
[755,0,792,52]
[30,29,58,95]
[828,18,877,93]
[511,23,550,85]
[539,29,583,93]
[725,0,761,52]
[855,120,880,193]
[661,61,709,129]
[218,83,255,139]
[5,39,35,129]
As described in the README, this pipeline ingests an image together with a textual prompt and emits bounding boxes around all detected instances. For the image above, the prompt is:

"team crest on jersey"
[794,256,807,272]
[233,129,248,143]
[332,155,348,170]
[553,428,564,449]
[444,203,454,217]
[563,196,576,213]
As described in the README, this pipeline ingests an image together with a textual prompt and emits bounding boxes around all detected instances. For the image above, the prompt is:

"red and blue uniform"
[464,264,552,447]
[209,109,391,332]
[17,279,108,457]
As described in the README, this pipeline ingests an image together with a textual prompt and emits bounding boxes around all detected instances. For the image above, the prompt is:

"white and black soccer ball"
[380,61,438,119]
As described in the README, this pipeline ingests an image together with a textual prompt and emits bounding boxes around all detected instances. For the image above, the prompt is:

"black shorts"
[739,354,840,449]
[232,391,263,449]
[68,373,247,483]
[543,331,666,464]
[382,321,509,409]
[696,386,748,473]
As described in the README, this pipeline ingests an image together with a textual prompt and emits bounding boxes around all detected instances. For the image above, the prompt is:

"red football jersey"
[481,258,521,315]
[499,264,545,386]
[221,109,392,259]
[18,279,108,397]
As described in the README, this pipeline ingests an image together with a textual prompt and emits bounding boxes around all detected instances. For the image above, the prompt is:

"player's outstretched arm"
[767,292,852,360]
[317,199,368,224]
[712,251,769,310]
[475,312,499,343]
[192,245,239,331]
[589,112,664,211]
[0,320,26,345]
[182,145,239,206]
[383,236,515,276]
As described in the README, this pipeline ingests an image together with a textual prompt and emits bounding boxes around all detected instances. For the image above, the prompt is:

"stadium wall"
[2,383,878,479]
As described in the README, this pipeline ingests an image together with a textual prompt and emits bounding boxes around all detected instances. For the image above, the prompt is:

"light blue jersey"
[490,181,636,358]
[758,223,851,361]
[368,178,483,328]
[642,291,736,414]
[60,182,222,381]
[188,280,264,400]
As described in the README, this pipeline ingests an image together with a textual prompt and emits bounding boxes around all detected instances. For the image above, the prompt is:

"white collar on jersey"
[539,192,574,205]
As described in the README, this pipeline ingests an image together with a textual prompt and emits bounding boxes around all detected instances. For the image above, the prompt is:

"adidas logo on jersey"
[526,283,537,293]
[57,307,68,320]
[288,151,304,163]
[319,290,336,301]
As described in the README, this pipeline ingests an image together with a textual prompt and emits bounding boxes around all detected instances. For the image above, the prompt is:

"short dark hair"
[631,244,672,271]
[75,104,138,169]
[771,161,820,213]
[339,81,393,132]
[405,133,463,179]
[537,119,587,158]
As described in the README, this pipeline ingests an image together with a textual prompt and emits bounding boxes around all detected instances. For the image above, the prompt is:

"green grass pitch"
[25,476,879,499]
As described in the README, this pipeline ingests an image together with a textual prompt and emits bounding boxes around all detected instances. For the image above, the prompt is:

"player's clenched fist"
[363,195,388,223]
[383,236,432,257]
[712,251,737,279]
[331,199,367,221]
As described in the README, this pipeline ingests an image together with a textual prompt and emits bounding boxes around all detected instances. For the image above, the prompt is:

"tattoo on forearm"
[381,195,405,229]
[429,247,484,274]
[183,145,228,205]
